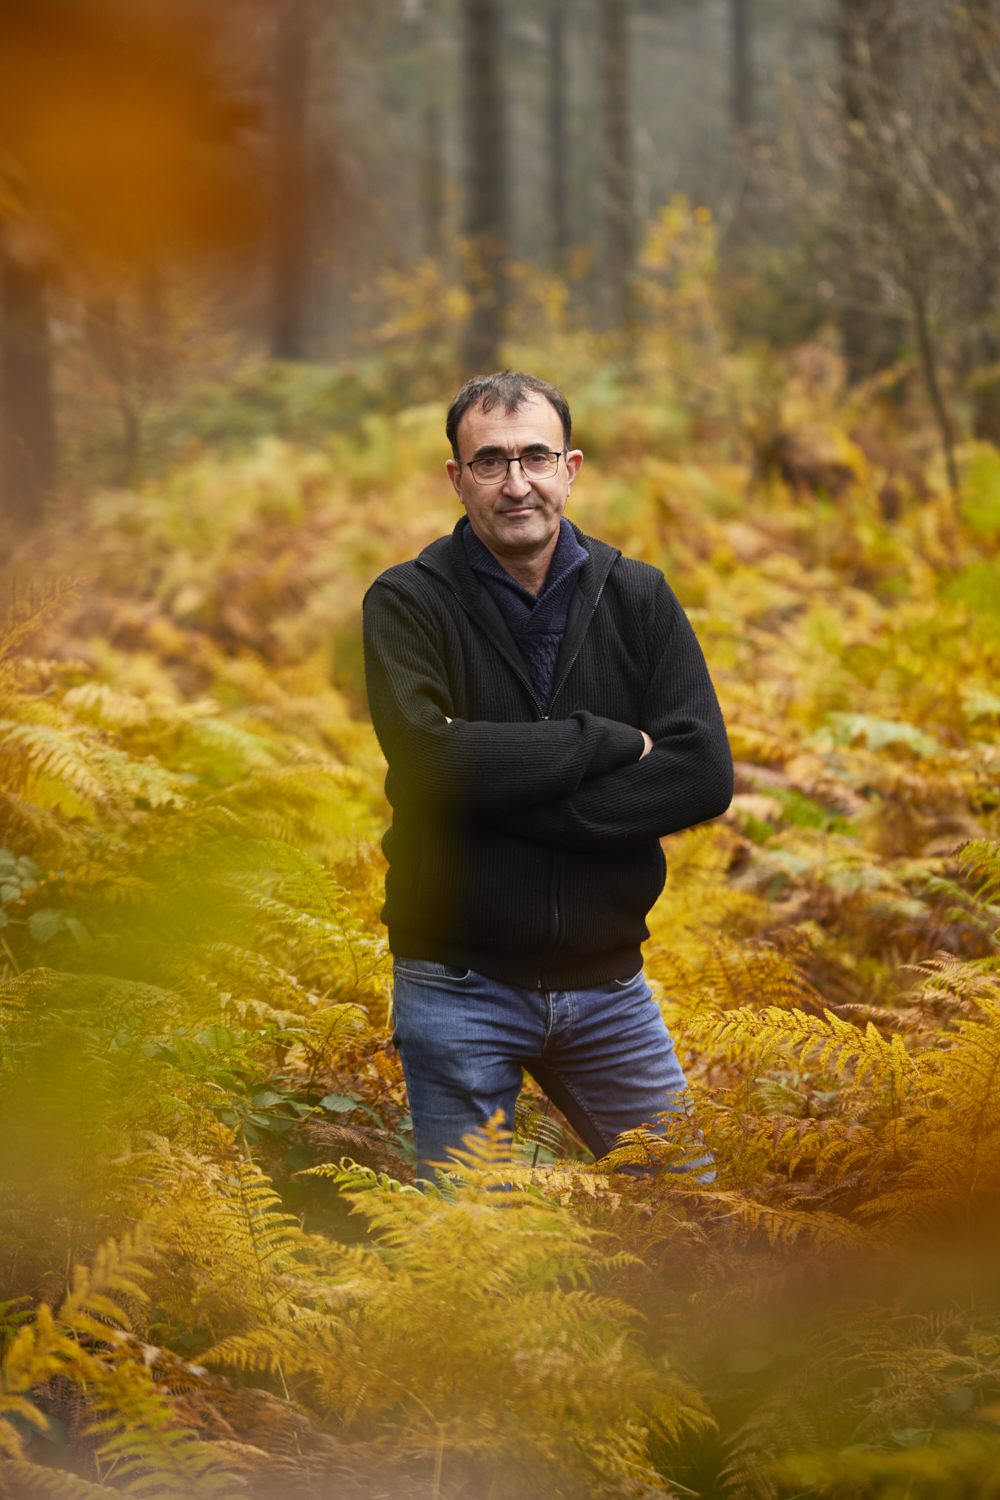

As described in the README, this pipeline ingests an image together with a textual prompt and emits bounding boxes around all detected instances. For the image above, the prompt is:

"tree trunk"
[598,0,632,331]
[460,0,508,374]
[910,277,959,500]
[729,0,753,131]
[0,248,56,533]
[836,0,904,377]
[420,0,446,261]
[951,0,1000,443]
[270,0,310,361]
[546,0,570,264]
[421,101,445,261]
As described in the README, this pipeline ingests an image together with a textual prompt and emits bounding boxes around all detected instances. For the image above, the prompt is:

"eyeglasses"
[461,450,565,485]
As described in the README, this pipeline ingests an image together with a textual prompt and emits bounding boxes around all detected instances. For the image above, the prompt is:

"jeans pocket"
[394,957,472,982]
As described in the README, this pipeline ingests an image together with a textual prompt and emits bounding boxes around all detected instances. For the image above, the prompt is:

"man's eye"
[521,454,552,474]
[476,458,503,474]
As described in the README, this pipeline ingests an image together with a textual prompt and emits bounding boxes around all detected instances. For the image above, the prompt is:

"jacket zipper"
[416,554,613,990]
[538,851,565,992]
[536,572,611,989]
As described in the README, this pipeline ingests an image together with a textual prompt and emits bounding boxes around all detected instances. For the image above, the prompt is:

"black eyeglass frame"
[458,449,568,485]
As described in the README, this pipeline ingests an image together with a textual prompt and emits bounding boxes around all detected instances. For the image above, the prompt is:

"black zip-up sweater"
[362,518,733,989]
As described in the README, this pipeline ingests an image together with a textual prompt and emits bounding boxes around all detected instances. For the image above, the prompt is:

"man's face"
[446,393,583,560]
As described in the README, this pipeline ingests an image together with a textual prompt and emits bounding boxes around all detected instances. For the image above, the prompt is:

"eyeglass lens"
[468,452,561,483]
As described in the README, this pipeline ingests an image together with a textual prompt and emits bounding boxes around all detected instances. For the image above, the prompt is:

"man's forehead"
[456,393,562,449]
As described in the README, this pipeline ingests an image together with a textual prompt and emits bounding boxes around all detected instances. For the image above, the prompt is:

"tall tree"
[598,0,632,330]
[270,0,310,360]
[729,0,754,131]
[460,0,508,374]
[0,242,56,532]
[835,0,903,379]
[831,0,1000,496]
[420,0,446,261]
[546,0,571,264]
[953,0,1000,443]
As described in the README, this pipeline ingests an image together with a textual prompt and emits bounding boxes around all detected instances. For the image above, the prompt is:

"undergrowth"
[2,218,1000,1497]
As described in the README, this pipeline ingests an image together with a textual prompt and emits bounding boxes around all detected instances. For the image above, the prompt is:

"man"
[363,371,732,1184]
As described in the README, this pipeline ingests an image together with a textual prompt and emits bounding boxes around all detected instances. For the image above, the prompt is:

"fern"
[687,1004,920,1116]
[207,1122,711,1498]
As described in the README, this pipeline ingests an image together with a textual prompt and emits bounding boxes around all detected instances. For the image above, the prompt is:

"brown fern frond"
[0,580,81,671]
[0,1459,121,1498]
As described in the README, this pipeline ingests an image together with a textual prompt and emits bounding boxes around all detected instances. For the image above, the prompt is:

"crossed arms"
[363,578,733,852]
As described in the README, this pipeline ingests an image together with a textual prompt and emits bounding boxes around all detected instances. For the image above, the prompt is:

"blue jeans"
[391,958,710,1185]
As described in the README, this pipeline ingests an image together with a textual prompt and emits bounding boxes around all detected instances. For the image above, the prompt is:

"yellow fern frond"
[688,1005,919,1113]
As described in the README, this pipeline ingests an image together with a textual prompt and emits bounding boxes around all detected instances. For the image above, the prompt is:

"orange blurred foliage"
[0,0,261,264]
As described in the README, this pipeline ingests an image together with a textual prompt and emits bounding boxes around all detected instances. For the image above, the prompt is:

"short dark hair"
[445,371,572,460]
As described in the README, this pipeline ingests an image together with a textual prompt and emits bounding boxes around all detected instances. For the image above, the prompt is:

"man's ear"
[565,449,584,488]
[446,459,463,498]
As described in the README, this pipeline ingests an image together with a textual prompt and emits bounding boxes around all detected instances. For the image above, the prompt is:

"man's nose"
[501,460,533,498]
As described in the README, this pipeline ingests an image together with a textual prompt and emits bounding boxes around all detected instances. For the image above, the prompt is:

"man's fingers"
[639,730,654,759]
[445,716,452,723]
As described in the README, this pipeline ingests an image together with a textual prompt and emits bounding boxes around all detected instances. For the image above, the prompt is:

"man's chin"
[493,517,554,549]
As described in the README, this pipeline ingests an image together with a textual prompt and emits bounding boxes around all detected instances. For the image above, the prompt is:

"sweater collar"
[416,516,619,611]
[461,517,589,606]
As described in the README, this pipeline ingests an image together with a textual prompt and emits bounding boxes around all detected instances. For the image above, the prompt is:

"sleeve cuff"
[586,717,646,778]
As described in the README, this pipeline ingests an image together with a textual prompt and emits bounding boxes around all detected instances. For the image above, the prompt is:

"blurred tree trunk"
[270,0,310,361]
[836,0,903,377]
[910,275,959,497]
[955,0,1000,444]
[598,0,632,331]
[546,0,570,265]
[837,0,962,498]
[729,0,753,131]
[0,246,56,532]
[421,103,445,261]
[460,0,507,374]
[421,0,445,260]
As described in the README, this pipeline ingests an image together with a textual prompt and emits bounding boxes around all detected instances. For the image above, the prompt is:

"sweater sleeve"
[363,581,645,815]
[482,581,733,849]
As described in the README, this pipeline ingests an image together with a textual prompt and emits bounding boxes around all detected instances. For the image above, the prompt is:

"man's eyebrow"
[469,440,553,458]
